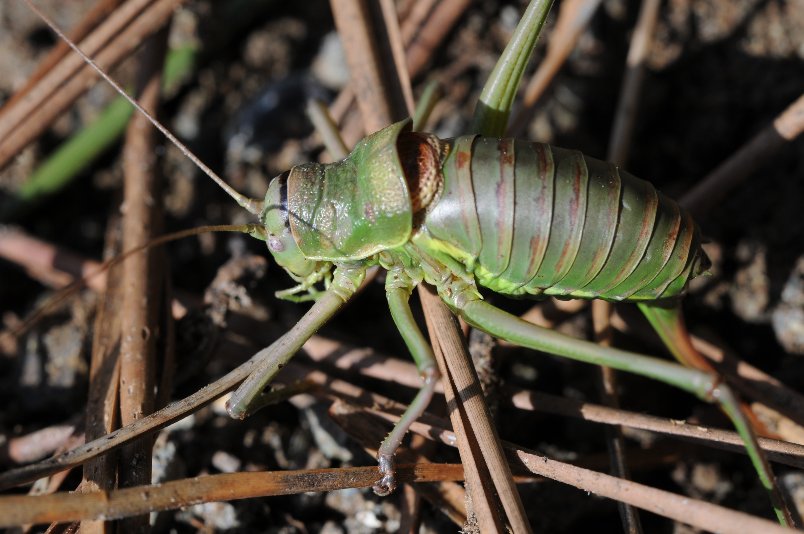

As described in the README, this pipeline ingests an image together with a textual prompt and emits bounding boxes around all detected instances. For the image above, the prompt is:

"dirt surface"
[0,0,803,532]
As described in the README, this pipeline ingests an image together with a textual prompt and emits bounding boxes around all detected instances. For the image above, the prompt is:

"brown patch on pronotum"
[398,132,442,214]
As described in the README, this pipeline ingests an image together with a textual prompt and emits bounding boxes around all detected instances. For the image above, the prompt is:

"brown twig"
[508,0,603,137]
[419,285,530,532]
[0,464,466,527]
[401,0,471,79]
[507,448,790,534]
[3,425,76,465]
[329,0,471,149]
[593,301,643,534]
[329,0,410,133]
[0,0,122,121]
[606,0,661,166]
[507,388,804,468]
[0,0,183,171]
[0,0,158,144]
[681,93,804,218]
[80,216,123,534]
[116,27,167,532]
[0,227,106,292]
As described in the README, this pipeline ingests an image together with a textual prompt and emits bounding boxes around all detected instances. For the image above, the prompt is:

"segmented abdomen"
[421,135,706,302]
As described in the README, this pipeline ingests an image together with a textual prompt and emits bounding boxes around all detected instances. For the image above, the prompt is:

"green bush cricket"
[5,0,795,527]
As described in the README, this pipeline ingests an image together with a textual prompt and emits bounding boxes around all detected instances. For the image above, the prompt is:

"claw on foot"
[372,455,397,496]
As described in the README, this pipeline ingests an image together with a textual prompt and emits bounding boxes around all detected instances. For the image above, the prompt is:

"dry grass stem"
[327,0,470,149]
[0,0,158,144]
[508,0,603,136]
[508,389,804,468]
[0,464,465,528]
[681,93,804,218]
[4,425,76,465]
[0,227,106,291]
[508,448,790,534]
[0,0,183,170]
[116,29,167,532]
[419,286,516,534]
[80,218,124,534]
[0,0,122,119]
[606,0,661,166]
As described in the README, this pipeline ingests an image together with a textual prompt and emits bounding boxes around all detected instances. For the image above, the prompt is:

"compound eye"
[268,236,285,253]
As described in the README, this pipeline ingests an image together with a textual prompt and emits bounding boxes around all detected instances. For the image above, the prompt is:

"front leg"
[226,264,365,419]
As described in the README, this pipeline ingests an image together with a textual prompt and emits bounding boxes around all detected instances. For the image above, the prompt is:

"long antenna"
[23,0,264,216]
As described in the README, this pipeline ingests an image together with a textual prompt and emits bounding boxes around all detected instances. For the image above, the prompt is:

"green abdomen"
[419,135,705,302]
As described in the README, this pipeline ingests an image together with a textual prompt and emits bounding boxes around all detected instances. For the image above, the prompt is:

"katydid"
[9,0,792,527]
